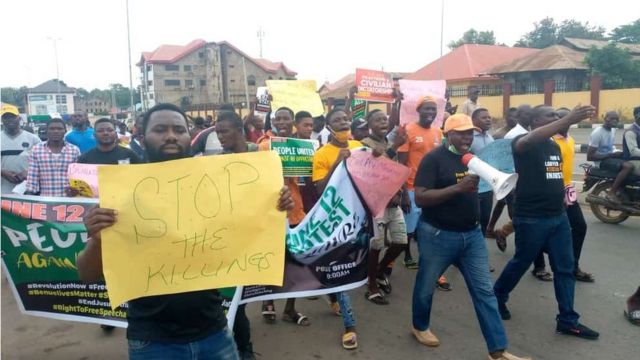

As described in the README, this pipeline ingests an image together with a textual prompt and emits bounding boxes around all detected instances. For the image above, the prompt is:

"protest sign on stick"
[355,68,395,103]
[266,80,324,117]
[98,151,286,308]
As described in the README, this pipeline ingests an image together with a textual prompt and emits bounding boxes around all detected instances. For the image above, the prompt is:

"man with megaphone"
[411,114,530,360]
[493,105,600,341]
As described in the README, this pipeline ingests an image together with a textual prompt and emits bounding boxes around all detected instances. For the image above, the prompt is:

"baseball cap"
[443,113,480,134]
[415,95,438,111]
[351,117,367,131]
[1,104,20,117]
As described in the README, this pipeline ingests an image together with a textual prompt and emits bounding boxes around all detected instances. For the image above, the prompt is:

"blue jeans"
[128,328,239,360]
[494,213,580,327]
[337,291,356,329]
[412,221,508,353]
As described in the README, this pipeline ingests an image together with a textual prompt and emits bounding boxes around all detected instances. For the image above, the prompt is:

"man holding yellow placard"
[77,103,295,360]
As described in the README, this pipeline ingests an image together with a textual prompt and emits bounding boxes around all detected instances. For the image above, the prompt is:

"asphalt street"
[2,206,638,360]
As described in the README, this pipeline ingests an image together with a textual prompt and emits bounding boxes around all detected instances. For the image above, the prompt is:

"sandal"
[261,303,276,324]
[624,310,640,326]
[574,269,595,283]
[330,301,342,316]
[376,275,392,294]
[282,312,311,326]
[342,331,358,350]
[532,269,553,282]
[365,291,389,305]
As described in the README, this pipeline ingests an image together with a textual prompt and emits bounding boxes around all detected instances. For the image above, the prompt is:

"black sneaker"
[556,323,599,340]
[238,343,258,360]
[100,324,115,332]
[498,303,511,320]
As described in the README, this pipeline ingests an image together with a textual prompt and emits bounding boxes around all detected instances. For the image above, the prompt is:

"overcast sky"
[1,0,638,91]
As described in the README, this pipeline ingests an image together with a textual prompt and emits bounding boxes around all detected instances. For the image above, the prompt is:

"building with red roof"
[138,39,296,109]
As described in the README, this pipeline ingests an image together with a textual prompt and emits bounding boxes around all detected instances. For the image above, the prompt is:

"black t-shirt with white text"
[77,146,143,165]
[415,146,480,231]
[512,135,564,217]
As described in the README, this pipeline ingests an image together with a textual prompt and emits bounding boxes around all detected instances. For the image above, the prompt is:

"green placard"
[270,137,318,177]
[352,99,367,120]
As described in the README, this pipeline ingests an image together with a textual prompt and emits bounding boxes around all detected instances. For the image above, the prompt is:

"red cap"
[461,153,475,166]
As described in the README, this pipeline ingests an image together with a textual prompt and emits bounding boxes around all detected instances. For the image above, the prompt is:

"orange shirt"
[258,139,306,225]
[397,122,443,189]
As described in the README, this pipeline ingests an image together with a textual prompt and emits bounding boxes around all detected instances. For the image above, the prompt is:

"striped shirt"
[25,142,81,196]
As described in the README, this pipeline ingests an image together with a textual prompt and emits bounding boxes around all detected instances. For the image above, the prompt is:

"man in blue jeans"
[411,114,529,360]
[493,105,600,340]
[77,103,296,360]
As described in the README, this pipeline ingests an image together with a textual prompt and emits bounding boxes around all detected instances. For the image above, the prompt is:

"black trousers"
[233,304,251,351]
[533,203,587,271]
[478,191,494,236]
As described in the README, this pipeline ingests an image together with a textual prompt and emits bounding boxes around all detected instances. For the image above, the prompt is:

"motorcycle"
[582,163,640,224]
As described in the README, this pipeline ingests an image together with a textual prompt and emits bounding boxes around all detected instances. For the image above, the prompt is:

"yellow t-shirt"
[312,140,362,182]
[552,134,575,186]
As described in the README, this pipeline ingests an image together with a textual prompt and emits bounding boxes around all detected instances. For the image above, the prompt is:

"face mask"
[448,144,462,155]
[329,127,351,143]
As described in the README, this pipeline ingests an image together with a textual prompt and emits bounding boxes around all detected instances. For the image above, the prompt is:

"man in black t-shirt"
[77,103,295,360]
[411,114,529,360]
[77,118,143,165]
[494,105,600,341]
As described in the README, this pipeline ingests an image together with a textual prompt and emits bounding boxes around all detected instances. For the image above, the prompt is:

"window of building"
[185,79,194,87]
[165,64,179,71]
[146,64,152,72]
[230,79,236,83]
[200,79,206,86]
[184,65,192,71]
[229,64,235,68]
[164,79,180,86]
[247,75,256,86]
[268,76,273,80]
[198,51,204,58]
[147,80,153,86]
[56,95,66,104]
[149,94,154,99]
[227,50,232,55]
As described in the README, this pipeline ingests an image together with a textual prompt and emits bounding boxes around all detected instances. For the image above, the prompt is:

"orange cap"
[443,113,480,134]
[415,95,438,111]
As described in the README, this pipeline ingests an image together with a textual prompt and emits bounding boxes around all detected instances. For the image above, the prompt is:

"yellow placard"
[266,80,325,117]
[98,152,286,308]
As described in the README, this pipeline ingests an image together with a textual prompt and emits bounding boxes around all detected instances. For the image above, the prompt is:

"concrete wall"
[599,88,640,121]
[552,91,590,110]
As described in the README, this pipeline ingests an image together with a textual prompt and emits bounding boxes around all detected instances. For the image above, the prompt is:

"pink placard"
[346,150,410,218]
[67,163,99,197]
[398,79,446,128]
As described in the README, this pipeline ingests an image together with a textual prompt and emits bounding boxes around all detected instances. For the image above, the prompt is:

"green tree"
[516,17,606,48]
[448,28,498,49]
[610,19,640,44]
[584,43,640,89]
[109,84,141,110]
[558,19,605,40]
[1,87,29,110]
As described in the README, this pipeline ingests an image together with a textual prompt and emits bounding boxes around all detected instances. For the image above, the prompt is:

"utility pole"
[126,0,136,120]
[439,0,445,80]
[47,37,62,112]
[257,26,265,58]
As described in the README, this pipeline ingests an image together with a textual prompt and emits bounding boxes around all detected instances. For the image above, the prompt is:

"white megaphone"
[461,153,518,200]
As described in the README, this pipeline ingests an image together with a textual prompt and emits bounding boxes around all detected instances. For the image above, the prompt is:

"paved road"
[2,209,638,360]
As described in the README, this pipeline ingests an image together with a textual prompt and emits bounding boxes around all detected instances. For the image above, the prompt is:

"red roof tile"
[405,44,539,81]
[137,39,207,66]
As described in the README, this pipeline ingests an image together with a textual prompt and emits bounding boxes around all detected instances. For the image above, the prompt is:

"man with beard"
[77,118,142,165]
[411,114,530,360]
[397,96,450,290]
[1,104,40,193]
[493,105,600,340]
[25,118,80,196]
[65,111,96,153]
[77,103,295,360]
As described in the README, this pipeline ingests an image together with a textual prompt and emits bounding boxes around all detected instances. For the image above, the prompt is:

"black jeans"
[233,304,251,352]
[478,191,494,237]
[533,204,587,272]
